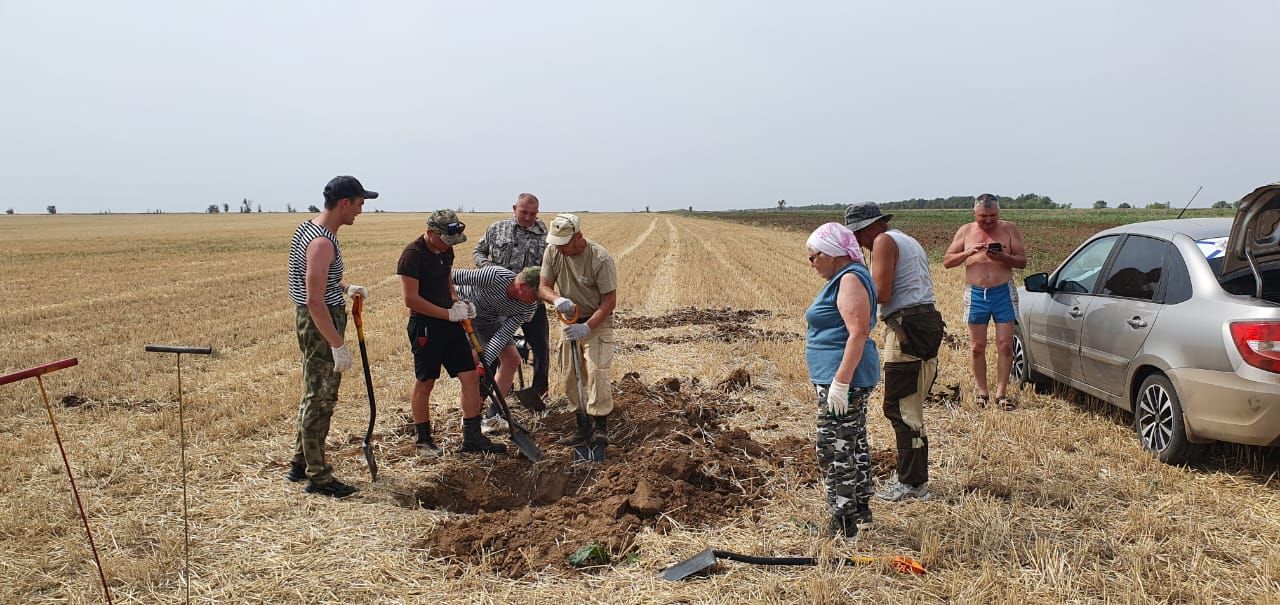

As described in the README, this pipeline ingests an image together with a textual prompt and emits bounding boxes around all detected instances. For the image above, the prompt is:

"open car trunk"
[1219,183,1280,302]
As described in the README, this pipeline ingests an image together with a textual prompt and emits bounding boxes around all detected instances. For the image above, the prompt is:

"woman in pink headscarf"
[804,222,880,538]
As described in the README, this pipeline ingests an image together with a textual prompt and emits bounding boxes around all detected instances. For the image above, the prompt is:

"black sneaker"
[286,461,306,483]
[460,416,508,455]
[305,479,359,499]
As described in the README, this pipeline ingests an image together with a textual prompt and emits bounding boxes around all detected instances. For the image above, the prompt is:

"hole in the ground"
[408,369,814,578]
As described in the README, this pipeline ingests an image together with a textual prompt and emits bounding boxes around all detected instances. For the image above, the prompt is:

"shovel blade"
[363,443,378,482]
[512,388,546,412]
[661,548,720,581]
[572,443,606,463]
[510,431,543,462]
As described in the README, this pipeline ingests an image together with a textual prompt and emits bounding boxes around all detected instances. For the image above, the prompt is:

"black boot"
[556,413,591,447]
[460,416,507,455]
[415,422,442,458]
[286,459,306,482]
[828,514,859,538]
[590,414,609,447]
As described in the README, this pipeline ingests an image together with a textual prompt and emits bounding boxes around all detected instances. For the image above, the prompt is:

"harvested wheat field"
[4,212,1280,604]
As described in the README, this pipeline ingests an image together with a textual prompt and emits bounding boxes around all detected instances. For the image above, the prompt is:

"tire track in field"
[642,217,681,312]
[614,217,658,260]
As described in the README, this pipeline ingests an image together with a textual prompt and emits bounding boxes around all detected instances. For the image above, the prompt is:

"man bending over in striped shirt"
[452,265,541,435]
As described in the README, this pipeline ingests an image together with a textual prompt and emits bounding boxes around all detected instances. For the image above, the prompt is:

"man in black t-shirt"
[397,209,505,456]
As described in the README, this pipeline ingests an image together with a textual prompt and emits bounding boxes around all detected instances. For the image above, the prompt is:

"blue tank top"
[805,262,880,387]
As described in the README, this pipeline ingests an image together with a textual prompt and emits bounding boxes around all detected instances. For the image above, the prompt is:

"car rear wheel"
[1134,374,1200,464]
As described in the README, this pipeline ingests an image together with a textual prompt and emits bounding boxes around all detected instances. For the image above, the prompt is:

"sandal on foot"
[974,394,990,408]
[997,396,1016,411]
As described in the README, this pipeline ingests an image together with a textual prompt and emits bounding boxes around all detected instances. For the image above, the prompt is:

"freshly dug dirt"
[614,307,771,330]
[412,371,812,577]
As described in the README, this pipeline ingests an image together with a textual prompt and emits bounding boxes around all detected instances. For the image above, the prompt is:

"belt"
[885,303,936,322]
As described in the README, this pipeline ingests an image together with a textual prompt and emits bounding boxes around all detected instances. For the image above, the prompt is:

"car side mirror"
[1024,272,1051,293]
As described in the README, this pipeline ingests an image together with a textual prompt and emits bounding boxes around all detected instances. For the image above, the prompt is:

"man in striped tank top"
[847,202,945,503]
[285,176,376,499]
[451,265,541,435]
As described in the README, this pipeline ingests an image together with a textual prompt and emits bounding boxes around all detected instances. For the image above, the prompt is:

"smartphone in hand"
[987,242,1003,253]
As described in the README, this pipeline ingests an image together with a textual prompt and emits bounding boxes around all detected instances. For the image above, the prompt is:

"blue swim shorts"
[963,281,1018,325]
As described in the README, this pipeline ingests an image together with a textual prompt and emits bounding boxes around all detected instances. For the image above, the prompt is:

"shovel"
[351,295,378,481]
[559,309,605,462]
[461,320,543,462]
[660,548,926,581]
[510,334,546,412]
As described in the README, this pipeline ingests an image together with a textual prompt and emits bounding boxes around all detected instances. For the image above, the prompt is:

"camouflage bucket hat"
[844,202,892,232]
[428,209,467,245]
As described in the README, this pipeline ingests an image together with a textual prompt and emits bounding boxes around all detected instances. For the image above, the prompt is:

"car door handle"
[1068,307,1083,318]
[1126,317,1147,329]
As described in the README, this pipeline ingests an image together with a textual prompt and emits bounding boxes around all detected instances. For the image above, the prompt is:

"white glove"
[464,300,477,319]
[826,381,850,417]
[331,345,354,373]
[447,302,470,322]
[346,284,369,300]
[553,297,576,315]
[563,323,590,341]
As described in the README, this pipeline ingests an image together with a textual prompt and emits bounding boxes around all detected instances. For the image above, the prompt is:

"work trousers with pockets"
[882,322,938,486]
[558,325,614,416]
[292,305,346,485]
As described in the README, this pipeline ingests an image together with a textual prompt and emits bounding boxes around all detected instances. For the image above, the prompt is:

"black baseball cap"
[323,176,379,203]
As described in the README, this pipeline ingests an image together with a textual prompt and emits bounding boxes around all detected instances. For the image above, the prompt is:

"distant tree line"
[778,193,1068,211]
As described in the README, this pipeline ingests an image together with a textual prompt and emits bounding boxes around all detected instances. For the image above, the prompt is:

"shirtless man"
[942,194,1027,410]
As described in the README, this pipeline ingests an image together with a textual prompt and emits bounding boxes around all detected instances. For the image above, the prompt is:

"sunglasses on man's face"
[433,221,466,235]
[808,252,823,263]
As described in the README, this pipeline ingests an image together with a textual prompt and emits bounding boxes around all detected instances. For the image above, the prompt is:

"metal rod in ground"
[146,345,211,605]
[35,374,115,604]
[177,354,189,605]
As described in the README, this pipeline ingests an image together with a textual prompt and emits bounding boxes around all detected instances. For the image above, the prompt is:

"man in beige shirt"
[539,213,618,451]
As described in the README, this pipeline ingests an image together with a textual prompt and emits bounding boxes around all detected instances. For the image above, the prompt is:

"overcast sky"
[2,1,1277,213]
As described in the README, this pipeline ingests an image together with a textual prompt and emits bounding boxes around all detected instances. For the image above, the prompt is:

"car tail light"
[1230,321,1280,373]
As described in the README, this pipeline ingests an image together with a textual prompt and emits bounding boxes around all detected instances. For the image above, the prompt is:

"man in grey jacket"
[473,193,550,402]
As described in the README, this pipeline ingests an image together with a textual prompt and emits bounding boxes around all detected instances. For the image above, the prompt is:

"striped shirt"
[288,220,344,307]
[453,266,537,365]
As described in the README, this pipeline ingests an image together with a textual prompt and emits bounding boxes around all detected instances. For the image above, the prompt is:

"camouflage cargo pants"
[292,305,346,484]
[815,384,873,516]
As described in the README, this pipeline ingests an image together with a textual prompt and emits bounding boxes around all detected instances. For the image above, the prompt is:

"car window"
[1100,236,1167,301]
[1054,235,1119,294]
[1163,243,1193,304]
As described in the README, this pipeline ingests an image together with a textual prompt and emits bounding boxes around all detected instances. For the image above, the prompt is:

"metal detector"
[145,344,213,605]
[1,358,113,604]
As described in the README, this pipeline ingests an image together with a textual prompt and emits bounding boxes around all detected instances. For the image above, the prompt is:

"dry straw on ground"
[2,212,1279,604]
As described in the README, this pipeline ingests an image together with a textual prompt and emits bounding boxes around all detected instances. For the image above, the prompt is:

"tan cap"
[546,213,580,245]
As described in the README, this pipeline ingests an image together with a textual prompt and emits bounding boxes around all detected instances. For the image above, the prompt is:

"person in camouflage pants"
[815,384,874,523]
[804,222,881,538]
[293,306,346,484]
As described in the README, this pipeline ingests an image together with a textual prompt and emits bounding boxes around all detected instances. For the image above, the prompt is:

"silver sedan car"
[1014,184,1280,464]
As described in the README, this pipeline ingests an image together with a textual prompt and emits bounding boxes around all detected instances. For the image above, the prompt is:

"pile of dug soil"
[413,371,813,577]
[613,307,771,330]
